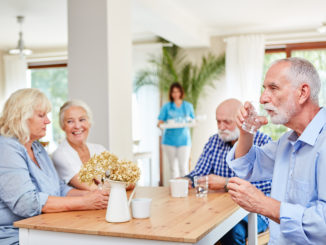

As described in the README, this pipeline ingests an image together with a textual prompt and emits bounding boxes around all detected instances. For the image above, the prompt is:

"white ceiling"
[0,0,326,50]
[0,0,67,50]
[172,0,326,36]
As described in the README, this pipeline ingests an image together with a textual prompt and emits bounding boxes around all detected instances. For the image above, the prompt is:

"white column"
[68,0,133,159]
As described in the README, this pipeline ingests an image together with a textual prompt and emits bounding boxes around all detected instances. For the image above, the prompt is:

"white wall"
[3,55,28,101]
[132,44,161,186]
[0,50,5,110]
[160,37,227,185]
[107,0,133,159]
[183,37,227,170]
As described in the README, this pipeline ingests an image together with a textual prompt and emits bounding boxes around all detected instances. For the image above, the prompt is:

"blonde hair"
[0,88,51,144]
[59,100,93,129]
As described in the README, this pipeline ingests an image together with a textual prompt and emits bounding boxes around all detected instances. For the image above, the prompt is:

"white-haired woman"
[53,101,135,191]
[52,100,106,191]
[0,89,108,245]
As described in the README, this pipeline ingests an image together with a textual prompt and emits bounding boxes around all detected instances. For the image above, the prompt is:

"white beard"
[263,95,297,125]
[218,128,240,142]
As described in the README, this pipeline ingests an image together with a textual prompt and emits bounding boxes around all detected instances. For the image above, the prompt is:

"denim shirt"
[227,107,326,245]
[0,136,72,244]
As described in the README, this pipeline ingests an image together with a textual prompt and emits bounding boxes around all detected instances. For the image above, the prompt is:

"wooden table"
[14,187,258,245]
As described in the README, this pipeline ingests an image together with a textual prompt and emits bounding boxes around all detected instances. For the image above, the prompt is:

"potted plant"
[134,44,225,110]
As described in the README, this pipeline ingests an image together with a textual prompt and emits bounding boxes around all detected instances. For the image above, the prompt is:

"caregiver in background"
[158,82,195,178]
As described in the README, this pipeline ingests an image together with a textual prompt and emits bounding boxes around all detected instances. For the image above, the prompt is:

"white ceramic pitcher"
[105,180,135,223]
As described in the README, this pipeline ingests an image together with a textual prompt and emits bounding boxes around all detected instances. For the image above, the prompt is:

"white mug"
[169,179,188,197]
[131,198,152,219]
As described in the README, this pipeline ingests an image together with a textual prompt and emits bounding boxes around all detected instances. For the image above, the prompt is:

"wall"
[0,52,4,109]
[183,37,227,170]
[132,43,161,186]
[0,50,5,110]
[0,51,29,111]
[161,36,227,184]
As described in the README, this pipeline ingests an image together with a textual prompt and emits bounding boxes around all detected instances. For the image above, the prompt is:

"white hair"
[0,88,51,144]
[272,57,321,105]
[59,100,93,129]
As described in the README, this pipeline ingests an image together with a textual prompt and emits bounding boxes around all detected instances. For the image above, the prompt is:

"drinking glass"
[241,103,260,134]
[194,176,208,198]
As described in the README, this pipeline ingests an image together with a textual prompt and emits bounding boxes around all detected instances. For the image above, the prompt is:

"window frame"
[28,63,67,69]
[266,41,326,57]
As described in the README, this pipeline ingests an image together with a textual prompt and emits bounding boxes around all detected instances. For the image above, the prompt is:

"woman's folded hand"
[82,189,109,210]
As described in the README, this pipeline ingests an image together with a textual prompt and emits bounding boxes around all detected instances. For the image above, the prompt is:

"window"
[27,64,68,152]
[260,52,288,140]
[260,42,326,140]
[292,49,326,106]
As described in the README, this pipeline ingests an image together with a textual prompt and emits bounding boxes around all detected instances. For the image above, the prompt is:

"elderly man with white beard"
[183,98,272,245]
[226,57,326,245]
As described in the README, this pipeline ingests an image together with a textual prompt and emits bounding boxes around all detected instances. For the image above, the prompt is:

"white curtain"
[3,55,28,101]
[225,35,265,107]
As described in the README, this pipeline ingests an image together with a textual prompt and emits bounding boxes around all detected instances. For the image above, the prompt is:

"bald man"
[184,98,272,245]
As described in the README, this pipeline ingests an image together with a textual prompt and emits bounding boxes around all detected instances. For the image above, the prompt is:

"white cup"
[131,198,152,219]
[169,179,189,197]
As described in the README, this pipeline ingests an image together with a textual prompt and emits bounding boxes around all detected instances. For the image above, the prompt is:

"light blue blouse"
[0,136,72,245]
[227,108,326,244]
[158,101,195,146]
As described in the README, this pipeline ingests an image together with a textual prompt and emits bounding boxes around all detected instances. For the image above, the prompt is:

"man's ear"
[298,83,310,105]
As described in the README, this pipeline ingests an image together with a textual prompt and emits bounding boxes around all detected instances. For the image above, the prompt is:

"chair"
[246,229,270,245]
[215,229,270,245]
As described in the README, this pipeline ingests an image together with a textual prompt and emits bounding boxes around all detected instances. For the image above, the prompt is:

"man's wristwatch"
[224,178,229,192]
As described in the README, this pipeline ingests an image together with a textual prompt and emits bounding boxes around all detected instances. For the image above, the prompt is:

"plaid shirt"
[186,131,272,224]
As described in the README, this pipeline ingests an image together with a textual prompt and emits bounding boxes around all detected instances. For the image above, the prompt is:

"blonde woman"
[0,89,108,244]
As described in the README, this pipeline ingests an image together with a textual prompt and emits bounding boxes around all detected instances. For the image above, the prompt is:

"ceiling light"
[317,22,326,33]
[9,16,33,56]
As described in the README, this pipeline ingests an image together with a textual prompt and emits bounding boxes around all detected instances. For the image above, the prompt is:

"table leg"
[19,228,29,245]
[247,213,258,245]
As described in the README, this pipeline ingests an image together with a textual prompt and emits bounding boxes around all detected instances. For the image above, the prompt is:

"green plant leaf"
[134,44,225,110]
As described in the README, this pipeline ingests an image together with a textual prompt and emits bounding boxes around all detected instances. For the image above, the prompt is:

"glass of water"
[241,103,260,134]
[194,175,208,198]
